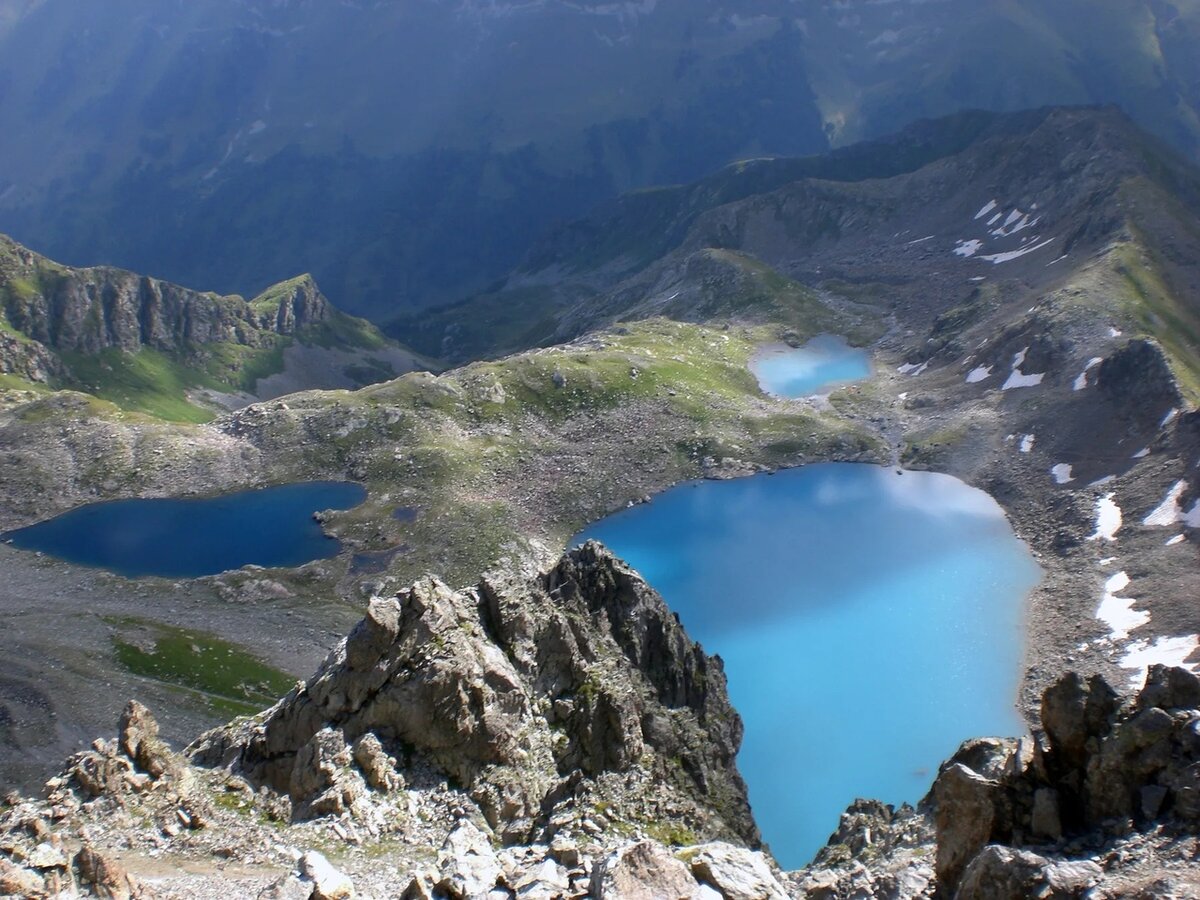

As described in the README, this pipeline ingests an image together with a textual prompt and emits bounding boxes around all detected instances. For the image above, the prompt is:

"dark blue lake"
[751,334,872,397]
[575,464,1039,866]
[2,482,366,578]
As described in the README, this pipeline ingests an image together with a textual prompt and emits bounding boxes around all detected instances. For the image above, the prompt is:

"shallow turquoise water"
[751,335,872,397]
[2,481,366,577]
[575,464,1039,866]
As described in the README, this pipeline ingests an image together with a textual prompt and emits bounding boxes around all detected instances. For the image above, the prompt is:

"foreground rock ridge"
[1,546,1199,897]
[189,540,758,849]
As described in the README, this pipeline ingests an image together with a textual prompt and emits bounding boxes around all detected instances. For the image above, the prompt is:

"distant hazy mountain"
[0,0,1198,319]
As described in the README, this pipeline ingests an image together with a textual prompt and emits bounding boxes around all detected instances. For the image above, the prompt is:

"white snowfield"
[1121,635,1200,688]
[974,199,998,219]
[1051,463,1075,485]
[954,199,1055,264]
[966,365,992,383]
[1096,571,1148,641]
[981,237,1055,264]
[1143,480,1200,528]
[1090,493,1122,540]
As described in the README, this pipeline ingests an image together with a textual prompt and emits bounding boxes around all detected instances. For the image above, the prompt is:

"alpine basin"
[2,481,366,578]
[575,463,1039,866]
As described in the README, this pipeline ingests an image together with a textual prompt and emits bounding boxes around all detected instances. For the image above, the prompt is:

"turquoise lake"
[1,481,366,578]
[751,335,872,397]
[575,464,1039,866]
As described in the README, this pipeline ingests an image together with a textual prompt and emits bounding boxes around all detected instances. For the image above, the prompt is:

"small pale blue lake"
[1,481,366,578]
[751,335,872,397]
[575,463,1039,866]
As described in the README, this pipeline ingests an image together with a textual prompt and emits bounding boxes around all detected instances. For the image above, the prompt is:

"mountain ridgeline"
[391,106,1200,386]
[0,236,424,422]
[0,1,1199,318]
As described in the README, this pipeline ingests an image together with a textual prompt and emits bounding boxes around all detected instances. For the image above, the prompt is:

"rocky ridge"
[189,541,758,849]
[0,236,332,358]
[0,235,423,415]
[3,547,1200,897]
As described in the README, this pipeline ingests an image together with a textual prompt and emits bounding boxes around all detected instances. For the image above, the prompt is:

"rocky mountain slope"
[0,105,1198,808]
[0,235,425,421]
[1,547,1200,897]
[1,2,1199,317]
[397,106,1200,375]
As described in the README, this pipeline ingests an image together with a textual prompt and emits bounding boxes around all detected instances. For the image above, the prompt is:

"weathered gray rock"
[932,763,1003,892]
[1030,788,1062,842]
[289,727,368,819]
[257,872,312,900]
[956,846,1101,899]
[118,701,175,780]
[686,842,787,900]
[0,855,46,898]
[437,821,502,898]
[593,841,698,900]
[300,850,355,900]
[188,543,757,847]
[75,845,153,899]
[351,732,402,792]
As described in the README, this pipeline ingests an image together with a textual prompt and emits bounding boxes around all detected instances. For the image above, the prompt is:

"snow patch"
[1162,408,1180,428]
[974,200,998,219]
[954,239,983,258]
[966,366,992,384]
[1144,481,1187,527]
[1019,434,1035,454]
[1120,635,1200,688]
[1002,347,1044,390]
[1051,463,1075,485]
[1090,493,1122,541]
[981,237,1056,264]
[1166,535,1186,547]
[1132,448,1150,460]
[898,361,929,376]
[1096,571,1148,641]
[1073,358,1103,391]
[1003,370,1044,390]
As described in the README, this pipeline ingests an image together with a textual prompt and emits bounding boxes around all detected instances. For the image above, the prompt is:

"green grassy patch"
[104,616,296,718]
[1112,241,1200,403]
[59,347,218,423]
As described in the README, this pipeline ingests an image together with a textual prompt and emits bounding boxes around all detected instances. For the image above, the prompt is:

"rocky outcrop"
[0,234,333,370]
[0,328,61,381]
[1096,338,1182,424]
[926,664,1200,897]
[188,541,757,848]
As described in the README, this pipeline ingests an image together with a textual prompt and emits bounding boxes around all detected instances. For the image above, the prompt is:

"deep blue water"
[2,482,367,578]
[751,335,872,397]
[575,464,1039,866]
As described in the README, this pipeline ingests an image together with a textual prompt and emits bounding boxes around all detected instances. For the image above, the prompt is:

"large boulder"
[593,841,698,900]
[435,821,503,899]
[686,842,788,900]
[955,846,1101,900]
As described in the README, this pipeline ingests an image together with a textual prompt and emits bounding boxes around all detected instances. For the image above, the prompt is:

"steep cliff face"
[0,235,331,356]
[189,541,758,848]
[0,235,423,421]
